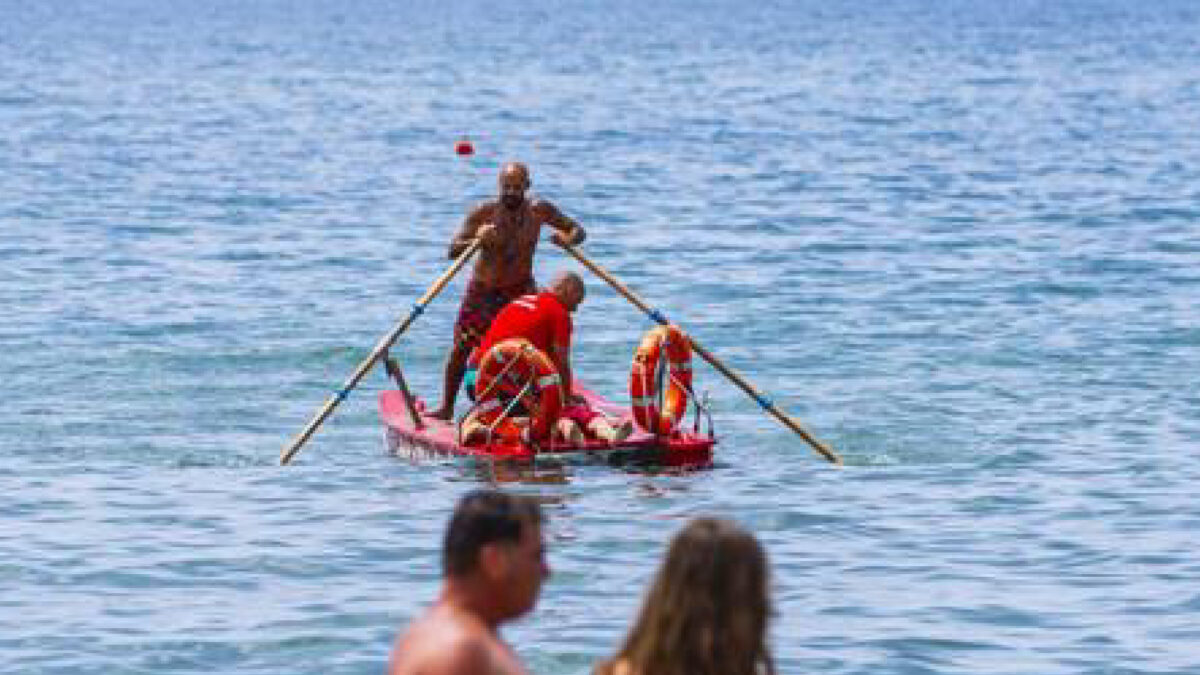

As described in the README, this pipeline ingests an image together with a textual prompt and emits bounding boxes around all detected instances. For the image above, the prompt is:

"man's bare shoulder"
[528,197,563,220]
[389,607,523,675]
[390,634,490,675]
[467,200,500,219]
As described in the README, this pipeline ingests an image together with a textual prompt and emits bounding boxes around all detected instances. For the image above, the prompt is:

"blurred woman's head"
[598,517,775,675]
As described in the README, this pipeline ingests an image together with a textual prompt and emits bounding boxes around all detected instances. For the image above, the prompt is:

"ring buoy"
[630,325,692,435]
[472,338,564,443]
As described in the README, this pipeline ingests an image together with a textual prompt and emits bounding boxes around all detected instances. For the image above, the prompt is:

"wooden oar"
[279,239,481,465]
[558,242,842,465]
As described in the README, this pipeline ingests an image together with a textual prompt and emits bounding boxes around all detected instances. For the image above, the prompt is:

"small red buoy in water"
[455,139,474,156]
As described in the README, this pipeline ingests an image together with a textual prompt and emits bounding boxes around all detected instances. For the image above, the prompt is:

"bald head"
[550,271,585,312]
[500,162,530,186]
[498,162,531,210]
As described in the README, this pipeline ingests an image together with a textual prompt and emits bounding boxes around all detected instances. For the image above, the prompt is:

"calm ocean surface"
[3,1,1199,673]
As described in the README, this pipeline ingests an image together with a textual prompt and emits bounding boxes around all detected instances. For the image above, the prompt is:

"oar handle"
[558,242,841,465]
[279,239,481,465]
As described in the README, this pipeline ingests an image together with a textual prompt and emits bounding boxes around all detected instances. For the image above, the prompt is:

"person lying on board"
[556,404,635,445]
[388,489,549,675]
[460,402,634,447]
[429,162,587,422]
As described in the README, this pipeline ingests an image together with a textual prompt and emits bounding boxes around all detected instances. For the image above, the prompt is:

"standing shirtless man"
[429,162,586,421]
[388,489,550,675]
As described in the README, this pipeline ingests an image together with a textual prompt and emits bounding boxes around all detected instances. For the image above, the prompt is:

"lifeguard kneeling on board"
[457,271,633,447]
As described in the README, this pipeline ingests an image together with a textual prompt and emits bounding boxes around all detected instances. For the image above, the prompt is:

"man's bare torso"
[468,199,561,288]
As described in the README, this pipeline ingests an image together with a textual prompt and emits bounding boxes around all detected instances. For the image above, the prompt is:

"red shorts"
[454,276,538,351]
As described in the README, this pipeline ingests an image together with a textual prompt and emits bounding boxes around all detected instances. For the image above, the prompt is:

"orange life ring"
[473,338,564,443]
[630,325,692,435]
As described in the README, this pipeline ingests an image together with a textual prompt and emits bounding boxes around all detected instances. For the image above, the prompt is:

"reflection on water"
[387,431,713,486]
[460,457,574,486]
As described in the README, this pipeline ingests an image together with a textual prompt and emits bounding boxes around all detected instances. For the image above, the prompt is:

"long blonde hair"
[595,517,776,675]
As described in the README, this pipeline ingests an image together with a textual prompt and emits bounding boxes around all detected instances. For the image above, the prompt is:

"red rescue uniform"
[468,291,572,368]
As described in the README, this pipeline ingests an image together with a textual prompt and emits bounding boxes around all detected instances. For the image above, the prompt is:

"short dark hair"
[442,490,543,576]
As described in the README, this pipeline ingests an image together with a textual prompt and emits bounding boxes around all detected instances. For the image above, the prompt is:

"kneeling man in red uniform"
[461,271,632,445]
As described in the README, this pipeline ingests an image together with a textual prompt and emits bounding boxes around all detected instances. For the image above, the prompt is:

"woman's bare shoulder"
[593,658,637,675]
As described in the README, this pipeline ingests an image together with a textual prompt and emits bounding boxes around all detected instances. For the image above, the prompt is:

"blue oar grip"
[753,393,774,410]
[648,308,668,325]
[333,388,352,402]
[411,302,426,317]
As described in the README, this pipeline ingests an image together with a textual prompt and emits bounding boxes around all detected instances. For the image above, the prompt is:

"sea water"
[3,1,1199,673]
